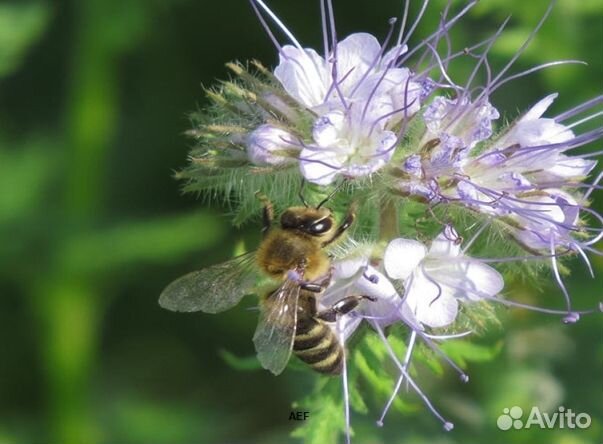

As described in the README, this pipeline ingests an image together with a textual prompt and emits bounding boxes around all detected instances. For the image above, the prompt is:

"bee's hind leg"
[316,295,376,323]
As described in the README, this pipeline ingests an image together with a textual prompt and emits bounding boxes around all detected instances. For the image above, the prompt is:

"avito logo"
[497,406,591,431]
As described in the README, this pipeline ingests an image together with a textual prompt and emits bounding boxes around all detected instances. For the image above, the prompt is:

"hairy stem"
[379,196,400,243]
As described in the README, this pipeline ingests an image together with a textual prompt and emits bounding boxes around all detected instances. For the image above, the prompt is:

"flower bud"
[245,124,298,166]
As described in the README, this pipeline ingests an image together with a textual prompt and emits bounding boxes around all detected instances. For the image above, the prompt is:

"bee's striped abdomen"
[294,317,343,375]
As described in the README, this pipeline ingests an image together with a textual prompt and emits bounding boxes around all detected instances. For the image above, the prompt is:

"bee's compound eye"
[309,218,332,235]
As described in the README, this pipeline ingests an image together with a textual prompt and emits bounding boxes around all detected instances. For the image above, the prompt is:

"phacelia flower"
[274,32,422,119]
[321,251,453,438]
[273,30,424,184]
[383,226,504,328]
[300,108,399,185]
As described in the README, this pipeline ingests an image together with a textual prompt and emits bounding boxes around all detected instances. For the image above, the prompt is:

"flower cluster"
[273,31,423,185]
[176,0,603,442]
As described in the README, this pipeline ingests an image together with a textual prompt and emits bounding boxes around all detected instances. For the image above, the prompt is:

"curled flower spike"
[278,37,423,185]
[169,0,603,443]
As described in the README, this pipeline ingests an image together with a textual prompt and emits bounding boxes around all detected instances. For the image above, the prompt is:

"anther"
[562,312,580,324]
[364,273,379,284]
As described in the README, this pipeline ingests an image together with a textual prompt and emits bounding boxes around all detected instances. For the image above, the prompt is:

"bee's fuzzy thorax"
[256,228,331,281]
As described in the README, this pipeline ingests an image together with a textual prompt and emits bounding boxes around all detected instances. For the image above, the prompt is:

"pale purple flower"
[510,190,580,251]
[498,94,575,147]
[423,96,499,151]
[394,95,500,201]
[241,2,603,443]
[322,252,418,333]
[454,94,600,261]
[246,124,299,165]
[299,107,398,185]
[268,21,424,184]
[319,252,424,444]
[391,90,601,263]
[476,94,597,184]
[383,226,504,328]
[323,246,470,434]
[274,32,422,120]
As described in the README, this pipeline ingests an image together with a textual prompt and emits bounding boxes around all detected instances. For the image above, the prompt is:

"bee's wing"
[159,252,258,314]
[252,277,301,375]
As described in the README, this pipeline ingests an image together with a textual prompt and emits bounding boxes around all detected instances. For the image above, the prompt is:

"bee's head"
[280,207,334,237]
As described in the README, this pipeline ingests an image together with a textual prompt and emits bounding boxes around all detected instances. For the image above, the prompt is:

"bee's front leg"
[316,295,376,323]
[255,191,274,237]
[321,203,356,247]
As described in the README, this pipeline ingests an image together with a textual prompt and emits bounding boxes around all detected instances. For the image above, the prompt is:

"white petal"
[312,111,345,147]
[546,155,597,179]
[512,119,574,147]
[299,148,342,185]
[340,129,398,178]
[514,193,573,227]
[381,44,408,67]
[428,227,461,257]
[511,192,579,250]
[424,258,504,301]
[354,266,398,302]
[274,46,329,108]
[356,266,407,327]
[383,238,426,280]
[405,270,459,328]
[520,93,558,122]
[335,33,382,90]
[332,255,369,280]
[352,67,406,100]
[246,124,298,165]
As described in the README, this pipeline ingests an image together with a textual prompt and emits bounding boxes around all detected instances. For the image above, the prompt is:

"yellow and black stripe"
[293,317,343,375]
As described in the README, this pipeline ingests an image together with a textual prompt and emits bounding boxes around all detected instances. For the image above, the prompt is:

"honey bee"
[159,192,372,375]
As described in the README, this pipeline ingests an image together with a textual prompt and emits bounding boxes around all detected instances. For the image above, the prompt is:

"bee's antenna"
[299,178,310,207]
[316,181,345,209]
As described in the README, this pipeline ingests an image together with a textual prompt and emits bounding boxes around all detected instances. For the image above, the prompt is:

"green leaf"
[291,383,343,444]
[0,138,57,226]
[110,395,229,444]
[57,211,226,275]
[353,340,416,417]
[349,383,368,415]
[0,2,50,77]
[218,349,261,371]
[439,340,503,368]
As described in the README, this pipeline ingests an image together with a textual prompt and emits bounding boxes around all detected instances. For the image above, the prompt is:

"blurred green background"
[0,1,601,443]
